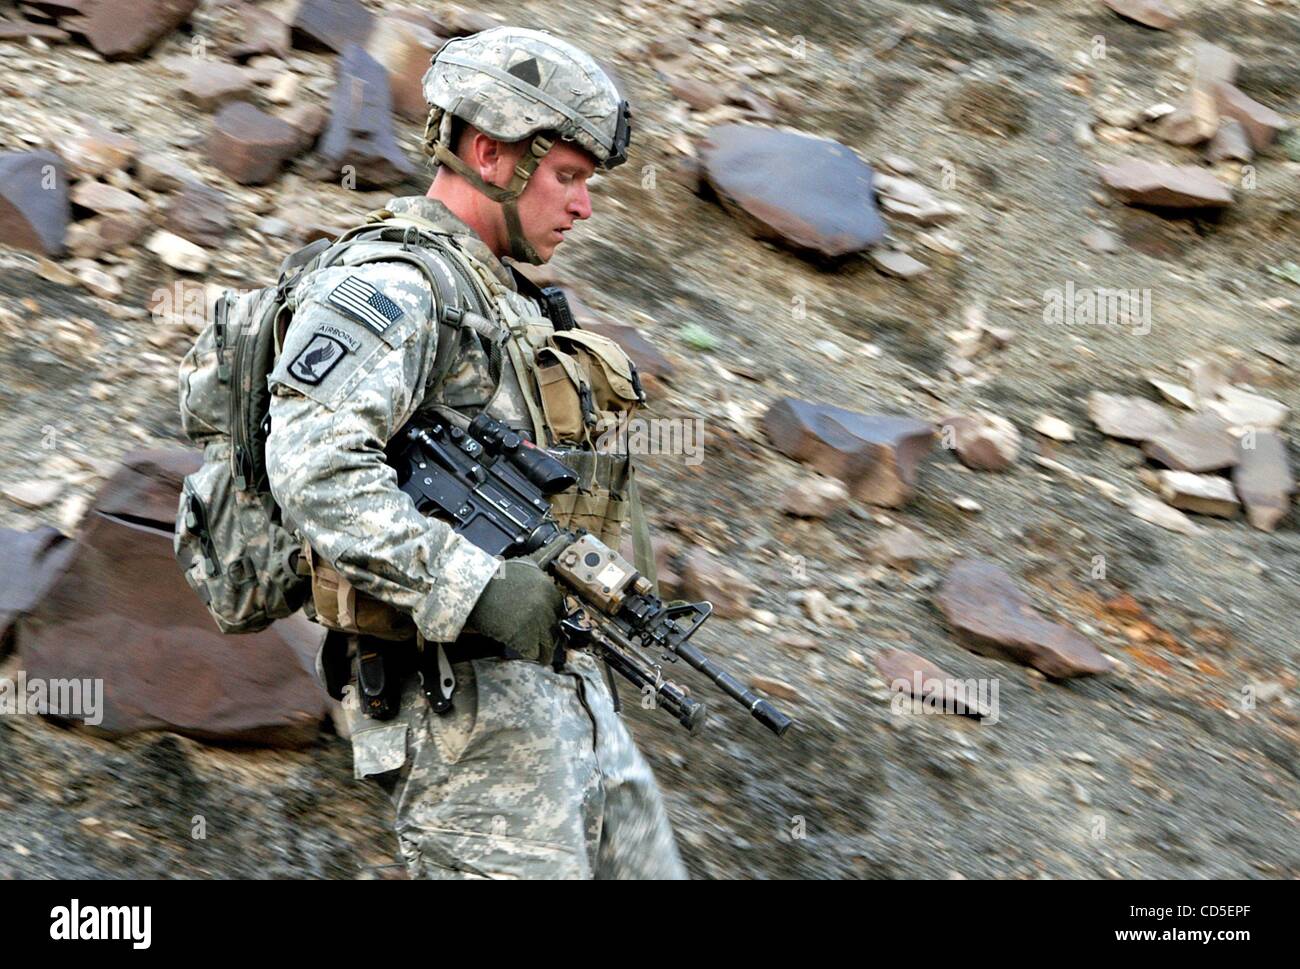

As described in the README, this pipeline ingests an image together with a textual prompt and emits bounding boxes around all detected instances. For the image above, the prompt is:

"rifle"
[387,413,793,737]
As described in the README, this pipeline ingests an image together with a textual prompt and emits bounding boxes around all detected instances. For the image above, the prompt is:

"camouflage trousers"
[347,649,688,879]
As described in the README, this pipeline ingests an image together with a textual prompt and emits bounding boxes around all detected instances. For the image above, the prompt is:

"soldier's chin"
[534,237,559,262]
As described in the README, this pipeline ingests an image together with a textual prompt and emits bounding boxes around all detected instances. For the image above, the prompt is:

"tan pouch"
[534,346,589,443]
[551,330,645,416]
[548,488,630,548]
[307,543,415,641]
[545,448,633,548]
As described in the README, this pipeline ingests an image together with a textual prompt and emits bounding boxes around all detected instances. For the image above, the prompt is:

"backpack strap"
[349,215,530,416]
[352,247,468,399]
[626,470,658,594]
[306,220,486,397]
[383,224,552,444]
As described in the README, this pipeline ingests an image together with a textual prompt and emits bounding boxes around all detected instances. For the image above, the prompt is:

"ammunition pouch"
[545,446,633,549]
[533,330,646,447]
[305,540,417,641]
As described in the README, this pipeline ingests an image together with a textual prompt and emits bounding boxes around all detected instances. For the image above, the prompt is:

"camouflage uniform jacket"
[264,194,551,643]
[266,196,687,879]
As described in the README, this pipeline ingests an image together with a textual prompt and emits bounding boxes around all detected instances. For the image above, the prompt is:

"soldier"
[263,27,688,879]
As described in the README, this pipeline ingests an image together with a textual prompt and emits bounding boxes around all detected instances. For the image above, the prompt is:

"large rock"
[60,0,199,60]
[164,181,231,249]
[280,102,329,154]
[1154,89,1217,146]
[135,151,198,192]
[146,229,209,273]
[935,559,1113,679]
[365,15,445,123]
[17,450,328,746]
[1191,41,1240,91]
[66,213,147,258]
[763,398,935,507]
[69,179,146,219]
[1099,160,1233,209]
[1142,414,1240,472]
[208,101,301,185]
[1130,492,1201,536]
[1233,432,1294,532]
[229,5,292,61]
[679,548,755,620]
[1156,470,1240,518]
[1148,376,1197,410]
[289,0,374,53]
[0,150,70,256]
[0,527,76,652]
[55,122,137,178]
[876,648,991,719]
[316,43,415,189]
[1103,0,1180,29]
[1214,83,1287,151]
[1206,118,1253,164]
[179,60,256,112]
[1087,391,1174,442]
[699,124,885,260]
[1187,357,1231,403]
[1205,386,1288,432]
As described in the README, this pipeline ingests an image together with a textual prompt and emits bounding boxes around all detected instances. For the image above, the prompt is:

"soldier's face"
[512,140,597,262]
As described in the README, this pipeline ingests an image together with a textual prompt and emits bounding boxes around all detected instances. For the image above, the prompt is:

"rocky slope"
[1,0,1298,878]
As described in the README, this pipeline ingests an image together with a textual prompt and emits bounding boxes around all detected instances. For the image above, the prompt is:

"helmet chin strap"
[429,120,555,265]
[501,197,542,265]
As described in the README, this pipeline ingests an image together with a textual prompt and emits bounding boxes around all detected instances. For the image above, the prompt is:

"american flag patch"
[327,276,404,335]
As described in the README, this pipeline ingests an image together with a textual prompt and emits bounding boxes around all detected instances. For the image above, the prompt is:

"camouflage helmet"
[421,26,631,264]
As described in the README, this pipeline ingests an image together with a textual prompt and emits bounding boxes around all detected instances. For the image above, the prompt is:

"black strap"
[508,266,578,332]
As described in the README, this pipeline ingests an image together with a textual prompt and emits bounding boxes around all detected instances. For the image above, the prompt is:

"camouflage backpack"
[175,218,485,633]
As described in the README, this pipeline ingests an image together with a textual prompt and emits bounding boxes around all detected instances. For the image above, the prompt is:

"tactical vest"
[178,210,652,641]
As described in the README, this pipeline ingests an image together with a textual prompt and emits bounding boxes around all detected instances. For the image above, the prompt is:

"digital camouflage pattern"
[266,205,500,643]
[423,27,626,168]
[355,651,687,879]
[177,280,310,633]
[266,195,686,878]
[175,438,308,633]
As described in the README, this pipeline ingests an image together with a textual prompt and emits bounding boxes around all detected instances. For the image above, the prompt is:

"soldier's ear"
[468,130,501,181]
[471,133,527,188]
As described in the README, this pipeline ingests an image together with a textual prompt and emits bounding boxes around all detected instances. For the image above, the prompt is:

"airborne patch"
[288,333,348,385]
[327,275,404,336]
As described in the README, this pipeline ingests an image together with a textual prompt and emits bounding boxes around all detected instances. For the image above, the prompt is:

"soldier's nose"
[569,182,592,221]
